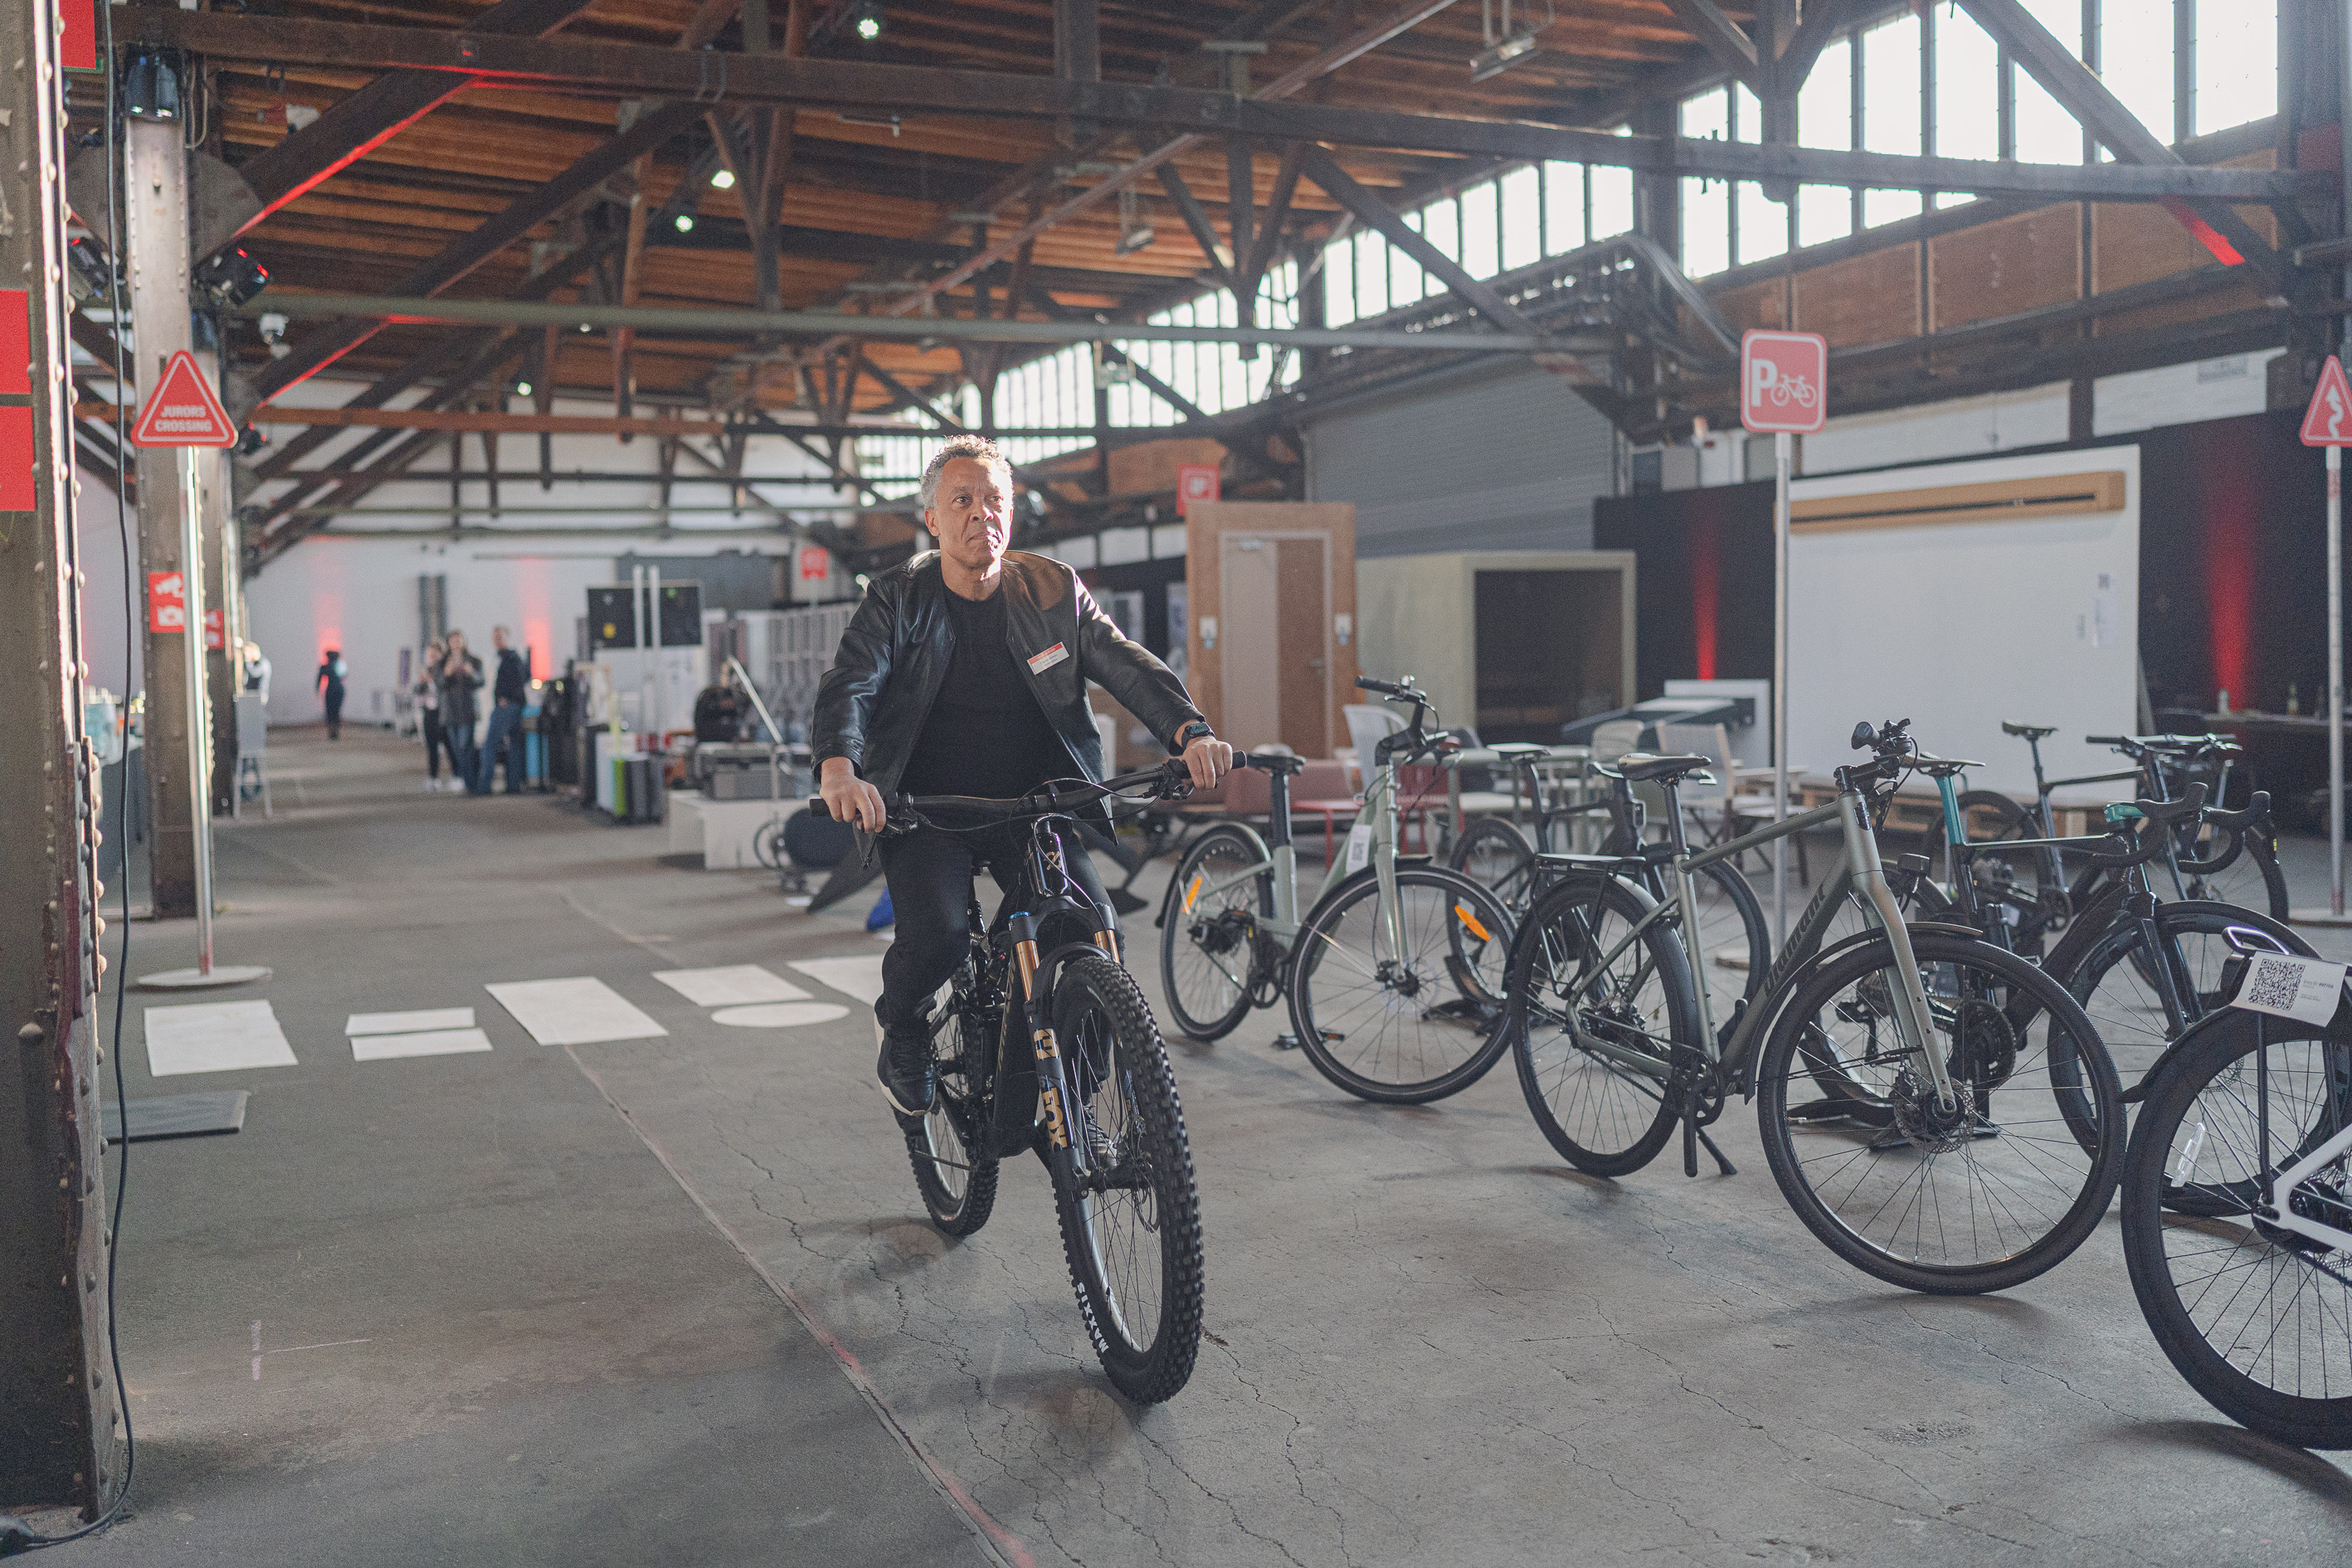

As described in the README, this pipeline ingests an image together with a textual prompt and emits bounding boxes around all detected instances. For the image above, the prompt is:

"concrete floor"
[61,729,2352,1566]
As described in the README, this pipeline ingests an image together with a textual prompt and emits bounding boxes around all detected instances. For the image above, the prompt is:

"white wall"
[1803,382,2072,475]
[2093,348,2282,437]
[1786,446,2141,803]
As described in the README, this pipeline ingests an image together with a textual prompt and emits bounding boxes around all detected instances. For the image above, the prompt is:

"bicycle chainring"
[1945,997,2018,1090]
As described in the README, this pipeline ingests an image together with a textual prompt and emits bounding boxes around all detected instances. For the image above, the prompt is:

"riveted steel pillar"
[0,0,124,1516]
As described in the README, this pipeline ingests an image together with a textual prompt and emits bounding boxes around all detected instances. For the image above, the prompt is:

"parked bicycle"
[811,763,1204,1403]
[2121,957,2352,1449]
[1928,724,2288,932]
[1505,718,2126,1294]
[1892,750,2312,1092]
[1157,676,1516,1104]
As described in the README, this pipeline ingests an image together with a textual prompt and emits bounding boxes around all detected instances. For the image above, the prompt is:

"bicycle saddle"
[2001,721,2057,741]
[1614,752,1717,785]
[1489,742,1549,761]
[1910,750,1984,779]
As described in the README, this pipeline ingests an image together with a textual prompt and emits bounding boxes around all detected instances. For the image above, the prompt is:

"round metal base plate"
[135,966,274,990]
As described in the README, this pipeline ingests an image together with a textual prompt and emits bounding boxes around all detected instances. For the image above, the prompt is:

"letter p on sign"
[1740,330,1829,436]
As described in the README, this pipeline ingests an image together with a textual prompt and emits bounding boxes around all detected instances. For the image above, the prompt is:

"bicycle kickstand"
[1669,1049,1738,1178]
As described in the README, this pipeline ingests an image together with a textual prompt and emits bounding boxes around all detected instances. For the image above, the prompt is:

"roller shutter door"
[1303,364,1617,558]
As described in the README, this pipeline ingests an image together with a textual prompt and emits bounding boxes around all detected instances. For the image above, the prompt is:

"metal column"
[0,0,123,1516]
[123,114,198,918]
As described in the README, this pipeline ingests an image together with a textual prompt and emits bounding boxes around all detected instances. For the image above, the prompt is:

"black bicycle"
[811,764,1205,1403]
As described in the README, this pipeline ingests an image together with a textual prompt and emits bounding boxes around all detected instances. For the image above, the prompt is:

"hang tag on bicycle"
[1344,823,1373,875]
[2230,952,2350,1026]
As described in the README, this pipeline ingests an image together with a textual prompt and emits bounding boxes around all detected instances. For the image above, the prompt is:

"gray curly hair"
[918,433,1013,512]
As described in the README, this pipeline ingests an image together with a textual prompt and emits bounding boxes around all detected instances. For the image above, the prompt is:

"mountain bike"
[1157,676,1516,1103]
[1506,718,2126,1294]
[1892,752,2313,1094]
[811,764,1204,1403]
[2122,981,2352,1449]
[1928,725,2289,928]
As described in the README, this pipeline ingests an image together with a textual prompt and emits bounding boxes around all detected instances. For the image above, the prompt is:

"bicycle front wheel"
[1755,933,2125,1293]
[1050,951,1204,1404]
[1507,872,1695,1176]
[2122,1012,2352,1448]
[1159,825,1272,1042]
[1287,865,1515,1103]
[2062,900,2313,1094]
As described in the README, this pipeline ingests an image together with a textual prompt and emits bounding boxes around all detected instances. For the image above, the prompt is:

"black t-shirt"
[896,587,1073,801]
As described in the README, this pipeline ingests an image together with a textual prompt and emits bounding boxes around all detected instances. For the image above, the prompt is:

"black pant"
[421,709,446,777]
[323,684,344,738]
[876,821,1108,1035]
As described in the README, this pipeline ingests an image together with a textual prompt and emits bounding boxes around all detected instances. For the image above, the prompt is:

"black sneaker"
[875,1018,936,1116]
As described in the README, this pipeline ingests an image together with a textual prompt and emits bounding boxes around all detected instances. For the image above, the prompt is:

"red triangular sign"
[2302,356,2352,447]
[129,350,237,448]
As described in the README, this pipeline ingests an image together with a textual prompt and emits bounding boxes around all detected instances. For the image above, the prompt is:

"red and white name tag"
[1027,642,1069,674]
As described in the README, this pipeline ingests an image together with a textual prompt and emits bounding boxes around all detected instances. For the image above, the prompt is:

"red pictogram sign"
[1740,330,1829,436]
[204,609,226,651]
[1176,463,1220,516]
[130,350,237,447]
[2301,357,2352,447]
[148,572,187,634]
[797,544,831,582]
[60,0,99,71]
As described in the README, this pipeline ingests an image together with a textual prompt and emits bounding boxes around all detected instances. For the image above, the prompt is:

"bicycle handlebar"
[1971,782,2208,871]
[806,761,1199,831]
[1354,675,1415,698]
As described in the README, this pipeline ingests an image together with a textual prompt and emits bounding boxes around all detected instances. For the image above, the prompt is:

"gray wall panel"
[1304,365,1617,558]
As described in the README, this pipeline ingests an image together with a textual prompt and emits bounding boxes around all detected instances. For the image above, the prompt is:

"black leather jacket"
[813,552,1205,796]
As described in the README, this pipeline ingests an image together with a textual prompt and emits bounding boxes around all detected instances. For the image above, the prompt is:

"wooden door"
[1219,533,1330,755]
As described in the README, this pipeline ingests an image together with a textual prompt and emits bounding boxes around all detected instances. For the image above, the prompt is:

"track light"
[850,0,884,41]
[710,168,736,190]
[515,380,533,397]
[675,213,696,233]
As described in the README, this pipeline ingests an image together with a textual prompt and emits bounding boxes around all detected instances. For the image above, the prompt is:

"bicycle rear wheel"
[1287,865,1515,1103]
[2122,1013,2352,1448]
[2178,823,2291,923]
[1507,872,1693,1176]
[1755,933,2125,1293]
[1049,951,1204,1404]
[1159,825,1272,1042]
[1451,816,1536,909]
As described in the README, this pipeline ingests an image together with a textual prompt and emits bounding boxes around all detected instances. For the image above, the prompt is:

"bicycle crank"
[1667,1045,1737,1179]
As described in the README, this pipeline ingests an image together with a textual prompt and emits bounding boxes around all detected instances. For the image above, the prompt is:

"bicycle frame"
[1546,780,1959,1109]
[1172,740,1411,953]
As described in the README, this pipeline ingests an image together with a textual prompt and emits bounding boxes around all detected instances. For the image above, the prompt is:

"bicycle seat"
[1910,750,1984,779]
[1614,752,1717,786]
[2001,721,2057,741]
[1489,742,1549,760]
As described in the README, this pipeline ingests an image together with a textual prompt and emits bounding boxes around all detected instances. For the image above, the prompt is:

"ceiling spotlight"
[709,168,736,190]
[1470,0,1552,82]
[850,0,884,41]
[675,213,696,233]
[579,323,593,334]
[515,380,533,397]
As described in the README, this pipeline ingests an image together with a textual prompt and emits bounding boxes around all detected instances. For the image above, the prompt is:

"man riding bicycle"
[814,435,1233,1116]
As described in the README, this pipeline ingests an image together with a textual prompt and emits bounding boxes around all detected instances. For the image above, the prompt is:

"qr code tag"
[2232,952,2350,1026]
[1344,823,1373,875]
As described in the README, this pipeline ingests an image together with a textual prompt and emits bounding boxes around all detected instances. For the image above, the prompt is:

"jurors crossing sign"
[129,351,237,448]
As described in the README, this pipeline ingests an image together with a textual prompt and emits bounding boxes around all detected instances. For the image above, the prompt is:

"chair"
[1586,718,1645,764]
[1342,703,1405,772]
[1658,720,1806,883]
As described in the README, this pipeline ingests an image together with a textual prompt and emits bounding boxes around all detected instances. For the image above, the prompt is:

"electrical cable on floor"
[4,5,139,1551]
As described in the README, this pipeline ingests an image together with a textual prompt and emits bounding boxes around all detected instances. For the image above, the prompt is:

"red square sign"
[148,571,187,634]
[797,544,830,582]
[204,609,226,651]
[1176,464,1219,516]
[1740,330,1828,435]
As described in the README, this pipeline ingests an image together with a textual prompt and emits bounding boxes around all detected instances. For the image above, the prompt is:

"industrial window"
[1500,165,1542,271]
[2196,0,2278,134]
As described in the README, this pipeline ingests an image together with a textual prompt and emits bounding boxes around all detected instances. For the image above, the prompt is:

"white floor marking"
[787,955,888,1007]
[352,1027,494,1062]
[144,1000,298,1078]
[652,964,812,1007]
[345,1006,475,1037]
[711,1002,851,1029]
[485,978,668,1045]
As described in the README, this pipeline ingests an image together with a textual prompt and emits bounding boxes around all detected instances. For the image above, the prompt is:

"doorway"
[1474,570,1625,742]
[1219,533,1331,755]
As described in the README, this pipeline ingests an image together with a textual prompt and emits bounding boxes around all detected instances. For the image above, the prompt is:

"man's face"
[492,627,509,650]
[924,455,1013,575]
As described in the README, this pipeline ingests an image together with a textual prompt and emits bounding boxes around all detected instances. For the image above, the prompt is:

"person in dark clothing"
[475,626,530,795]
[438,630,485,786]
[316,649,348,739]
[814,434,1231,1115]
[416,638,448,789]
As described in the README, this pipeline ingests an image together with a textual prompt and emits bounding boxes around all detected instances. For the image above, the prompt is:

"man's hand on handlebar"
[1182,733,1234,791]
[817,755,889,833]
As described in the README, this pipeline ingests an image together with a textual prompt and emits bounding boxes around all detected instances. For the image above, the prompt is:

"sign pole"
[1774,429,1791,941]
[132,351,269,987]
[2332,442,2345,918]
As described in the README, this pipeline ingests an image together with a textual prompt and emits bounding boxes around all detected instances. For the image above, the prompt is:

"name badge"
[1027,642,1069,674]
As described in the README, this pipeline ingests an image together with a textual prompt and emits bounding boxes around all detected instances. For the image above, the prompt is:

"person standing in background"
[416,638,449,791]
[440,630,485,788]
[475,626,529,795]
[242,641,271,704]
[316,648,348,740]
